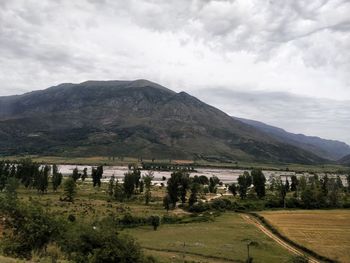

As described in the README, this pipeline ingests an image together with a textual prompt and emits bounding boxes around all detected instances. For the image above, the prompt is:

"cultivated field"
[259,210,350,263]
[127,213,292,263]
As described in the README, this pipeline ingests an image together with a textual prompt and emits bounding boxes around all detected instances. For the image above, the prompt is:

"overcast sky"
[0,0,349,143]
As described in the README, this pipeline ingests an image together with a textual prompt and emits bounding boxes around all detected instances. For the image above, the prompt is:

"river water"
[56,165,347,186]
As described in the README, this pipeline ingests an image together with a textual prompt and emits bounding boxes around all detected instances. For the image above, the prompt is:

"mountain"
[0,80,326,164]
[235,117,350,161]
[339,154,350,166]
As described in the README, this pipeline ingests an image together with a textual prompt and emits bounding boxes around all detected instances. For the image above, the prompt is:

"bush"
[285,197,301,208]
[59,223,147,263]
[211,198,231,211]
[0,200,62,259]
[265,196,282,208]
[188,201,210,213]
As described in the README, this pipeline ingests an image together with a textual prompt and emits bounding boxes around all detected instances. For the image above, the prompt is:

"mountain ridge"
[235,117,350,161]
[0,80,329,164]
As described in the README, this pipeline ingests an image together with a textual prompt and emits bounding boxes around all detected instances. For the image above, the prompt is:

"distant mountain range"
[339,154,350,166]
[235,117,350,161]
[0,79,347,164]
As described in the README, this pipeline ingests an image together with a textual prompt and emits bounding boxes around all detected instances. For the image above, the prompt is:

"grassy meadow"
[259,210,350,263]
[4,182,296,263]
[127,213,292,263]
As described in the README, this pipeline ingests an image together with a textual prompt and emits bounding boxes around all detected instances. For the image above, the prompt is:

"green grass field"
[126,213,292,263]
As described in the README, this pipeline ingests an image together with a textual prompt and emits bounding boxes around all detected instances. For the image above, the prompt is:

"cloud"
[0,0,349,142]
[191,88,350,144]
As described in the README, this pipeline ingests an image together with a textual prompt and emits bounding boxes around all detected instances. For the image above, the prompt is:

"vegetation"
[1,158,349,262]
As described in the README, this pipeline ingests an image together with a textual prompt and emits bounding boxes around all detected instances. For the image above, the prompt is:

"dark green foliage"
[58,221,148,263]
[92,166,103,187]
[63,178,76,202]
[139,180,144,193]
[72,167,81,182]
[163,194,171,212]
[179,172,190,204]
[143,171,154,205]
[228,183,237,196]
[113,179,125,202]
[149,215,161,231]
[238,171,252,199]
[108,175,115,197]
[188,183,200,207]
[251,169,266,198]
[166,171,191,208]
[208,176,220,193]
[35,165,50,193]
[188,201,210,213]
[52,164,63,191]
[0,197,61,259]
[123,172,135,199]
[81,167,88,181]
[285,178,290,192]
[193,175,209,185]
[291,175,298,192]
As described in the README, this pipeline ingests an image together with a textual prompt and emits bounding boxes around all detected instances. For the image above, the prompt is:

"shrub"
[188,201,210,213]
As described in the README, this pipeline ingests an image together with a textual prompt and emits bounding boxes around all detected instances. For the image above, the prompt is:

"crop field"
[259,210,350,263]
[126,213,292,263]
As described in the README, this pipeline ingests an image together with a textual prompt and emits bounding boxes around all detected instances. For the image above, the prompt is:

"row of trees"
[232,169,350,209]
[107,168,154,205]
[0,160,63,193]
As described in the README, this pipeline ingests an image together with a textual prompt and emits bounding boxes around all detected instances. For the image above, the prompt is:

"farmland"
[259,210,350,263]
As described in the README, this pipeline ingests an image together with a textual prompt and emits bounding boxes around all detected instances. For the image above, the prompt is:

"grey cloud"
[191,88,350,144]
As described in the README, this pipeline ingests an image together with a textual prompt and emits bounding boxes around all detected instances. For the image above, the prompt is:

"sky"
[0,0,350,143]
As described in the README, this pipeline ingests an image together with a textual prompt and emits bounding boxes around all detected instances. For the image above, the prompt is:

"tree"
[108,175,115,197]
[321,174,329,196]
[133,168,141,191]
[209,176,220,193]
[285,178,290,192]
[4,177,19,199]
[59,221,148,263]
[290,175,298,192]
[0,201,61,259]
[143,171,154,205]
[52,165,63,191]
[166,171,182,208]
[123,172,135,199]
[92,166,103,187]
[63,178,76,202]
[238,172,252,199]
[81,168,88,182]
[114,179,125,202]
[277,179,287,208]
[347,173,350,192]
[36,165,50,193]
[179,172,190,205]
[251,169,266,199]
[336,175,344,190]
[163,194,171,212]
[228,183,237,196]
[139,180,144,193]
[149,215,160,231]
[72,167,80,182]
[189,183,200,207]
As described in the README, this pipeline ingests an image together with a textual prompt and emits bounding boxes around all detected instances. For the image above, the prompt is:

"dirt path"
[240,214,321,263]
